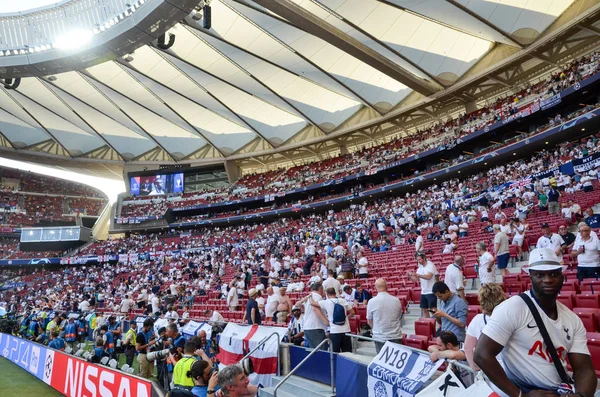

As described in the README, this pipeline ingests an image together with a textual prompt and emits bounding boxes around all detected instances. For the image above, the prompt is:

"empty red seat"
[575,294,600,309]
[465,294,479,306]
[586,333,600,376]
[581,280,600,294]
[573,308,600,332]
[404,335,428,351]
[556,294,574,310]
[467,305,482,326]
[414,317,436,340]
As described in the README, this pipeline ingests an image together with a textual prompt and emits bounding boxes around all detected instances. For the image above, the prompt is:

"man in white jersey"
[408,252,438,318]
[536,223,563,257]
[474,248,595,397]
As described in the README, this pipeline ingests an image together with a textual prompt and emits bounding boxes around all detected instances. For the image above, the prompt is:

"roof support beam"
[114,61,227,158]
[222,1,382,113]
[77,71,176,162]
[179,27,326,133]
[138,50,275,149]
[445,0,525,47]
[38,78,124,161]
[251,0,440,96]
[1,87,73,157]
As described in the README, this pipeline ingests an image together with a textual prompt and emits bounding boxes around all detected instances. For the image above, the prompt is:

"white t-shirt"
[358,257,369,275]
[415,235,424,252]
[78,300,90,312]
[303,292,327,331]
[482,292,589,394]
[416,261,438,295]
[573,235,600,267]
[227,288,239,308]
[119,298,133,313]
[151,296,160,314]
[444,264,464,294]
[210,311,224,322]
[318,298,352,334]
[265,294,279,317]
[536,233,563,253]
[367,292,402,341]
[478,251,496,285]
[466,313,489,340]
[323,277,341,296]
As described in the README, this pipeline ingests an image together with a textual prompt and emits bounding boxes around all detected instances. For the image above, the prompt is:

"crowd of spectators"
[118,50,600,221]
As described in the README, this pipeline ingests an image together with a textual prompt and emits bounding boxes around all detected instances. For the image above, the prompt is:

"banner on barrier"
[367,341,443,397]
[416,367,466,397]
[0,334,152,397]
[217,324,287,387]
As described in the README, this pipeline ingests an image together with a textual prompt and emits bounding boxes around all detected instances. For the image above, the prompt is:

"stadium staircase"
[259,375,335,397]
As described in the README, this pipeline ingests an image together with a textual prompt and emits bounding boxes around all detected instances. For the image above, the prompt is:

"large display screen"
[129,173,184,196]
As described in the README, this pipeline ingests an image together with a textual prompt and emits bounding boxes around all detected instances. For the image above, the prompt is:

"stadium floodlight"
[54,29,93,50]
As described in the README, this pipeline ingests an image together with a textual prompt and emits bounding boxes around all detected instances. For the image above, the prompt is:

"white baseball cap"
[523,248,566,273]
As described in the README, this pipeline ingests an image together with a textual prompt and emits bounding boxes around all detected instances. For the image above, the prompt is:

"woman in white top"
[476,241,496,285]
[571,222,600,280]
[464,283,506,370]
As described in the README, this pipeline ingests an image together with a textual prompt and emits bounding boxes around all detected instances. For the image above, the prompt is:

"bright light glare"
[54,29,93,50]
[0,157,125,203]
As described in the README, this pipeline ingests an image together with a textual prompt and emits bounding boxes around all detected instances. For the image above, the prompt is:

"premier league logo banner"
[367,342,443,397]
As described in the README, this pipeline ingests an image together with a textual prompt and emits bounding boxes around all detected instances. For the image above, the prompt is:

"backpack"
[331,299,347,325]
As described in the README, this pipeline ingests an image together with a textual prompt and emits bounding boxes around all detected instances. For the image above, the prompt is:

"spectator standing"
[536,222,563,257]
[119,294,134,314]
[357,252,369,278]
[547,184,561,214]
[322,269,341,296]
[493,225,510,278]
[309,287,354,353]
[408,252,438,318]
[444,255,466,300]
[264,287,278,321]
[136,319,156,379]
[226,281,239,312]
[431,282,468,342]
[286,306,304,346]
[571,222,600,281]
[474,248,596,397]
[476,242,496,285]
[243,288,261,325]
[298,282,327,349]
[413,230,424,252]
[367,279,403,353]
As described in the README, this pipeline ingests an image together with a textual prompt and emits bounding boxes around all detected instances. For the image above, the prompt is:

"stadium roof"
[0,0,599,172]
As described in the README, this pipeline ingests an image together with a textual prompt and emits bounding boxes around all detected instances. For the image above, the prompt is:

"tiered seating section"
[119,50,600,221]
[0,169,107,228]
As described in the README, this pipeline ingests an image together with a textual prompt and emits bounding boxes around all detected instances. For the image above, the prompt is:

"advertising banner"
[0,334,152,397]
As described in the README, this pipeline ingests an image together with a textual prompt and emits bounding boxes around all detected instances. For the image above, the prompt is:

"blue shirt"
[586,214,600,229]
[49,338,66,351]
[439,293,468,342]
[191,385,219,397]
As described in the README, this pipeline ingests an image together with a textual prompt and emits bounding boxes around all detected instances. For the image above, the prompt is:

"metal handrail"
[241,331,282,376]
[274,338,335,397]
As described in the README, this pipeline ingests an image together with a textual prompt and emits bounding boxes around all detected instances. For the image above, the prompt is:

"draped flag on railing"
[216,324,287,387]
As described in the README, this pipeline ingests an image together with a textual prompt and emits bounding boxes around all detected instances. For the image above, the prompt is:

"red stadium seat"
[586,333,600,376]
[575,294,600,309]
[467,306,482,326]
[573,308,600,332]
[414,318,436,340]
[404,335,429,351]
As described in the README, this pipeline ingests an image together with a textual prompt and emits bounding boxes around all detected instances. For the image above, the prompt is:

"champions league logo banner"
[368,342,443,397]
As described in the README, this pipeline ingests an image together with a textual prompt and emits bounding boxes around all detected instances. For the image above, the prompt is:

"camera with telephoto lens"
[149,336,165,351]
[146,349,170,362]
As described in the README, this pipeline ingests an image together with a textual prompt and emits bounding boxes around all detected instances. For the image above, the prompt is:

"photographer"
[136,318,156,379]
[172,342,198,390]
[123,321,137,367]
[166,323,187,383]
